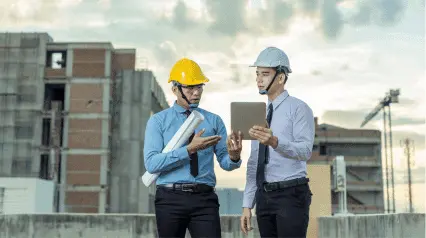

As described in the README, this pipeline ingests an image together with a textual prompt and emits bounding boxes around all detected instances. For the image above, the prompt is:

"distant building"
[216,188,244,215]
[309,117,385,214]
[0,32,168,214]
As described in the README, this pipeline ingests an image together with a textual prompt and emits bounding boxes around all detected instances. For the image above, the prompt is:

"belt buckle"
[181,184,194,192]
[263,183,271,192]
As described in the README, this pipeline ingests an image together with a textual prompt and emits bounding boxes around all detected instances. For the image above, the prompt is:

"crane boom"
[360,89,399,128]
[360,100,385,127]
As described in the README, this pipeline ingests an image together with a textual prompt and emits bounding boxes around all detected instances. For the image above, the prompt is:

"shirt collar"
[267,90,289,110]
[172,101,192,114]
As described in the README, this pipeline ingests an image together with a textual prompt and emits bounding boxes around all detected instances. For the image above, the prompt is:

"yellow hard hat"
[168,58,209,86]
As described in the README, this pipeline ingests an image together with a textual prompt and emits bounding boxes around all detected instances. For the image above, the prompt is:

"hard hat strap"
[177,85,192,106]
[264,71,278,92]
[260,67,288,95]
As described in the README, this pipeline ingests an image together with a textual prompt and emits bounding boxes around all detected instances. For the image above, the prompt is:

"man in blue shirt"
[144,58,243,238]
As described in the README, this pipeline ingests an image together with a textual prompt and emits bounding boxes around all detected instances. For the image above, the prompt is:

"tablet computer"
[230,102,266,140]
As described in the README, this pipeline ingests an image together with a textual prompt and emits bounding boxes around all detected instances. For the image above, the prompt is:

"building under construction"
[309,117,385,214]
[0,32,169,213]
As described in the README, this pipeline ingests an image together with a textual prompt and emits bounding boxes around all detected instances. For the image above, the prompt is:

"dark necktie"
[265,103,274,164]
[256,103,274,188]
[184,110,199,177]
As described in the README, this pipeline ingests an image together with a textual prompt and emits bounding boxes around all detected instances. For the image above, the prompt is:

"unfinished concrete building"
[309,117,384,214]
[0,32,168,214]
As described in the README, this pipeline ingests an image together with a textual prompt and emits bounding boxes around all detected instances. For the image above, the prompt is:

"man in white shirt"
[240,47,315,238]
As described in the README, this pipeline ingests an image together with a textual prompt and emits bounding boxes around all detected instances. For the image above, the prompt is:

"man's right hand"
[240,208,253,235]
[187,129,221,154]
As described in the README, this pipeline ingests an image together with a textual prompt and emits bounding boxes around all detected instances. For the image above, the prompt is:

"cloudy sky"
[1,0,424,212]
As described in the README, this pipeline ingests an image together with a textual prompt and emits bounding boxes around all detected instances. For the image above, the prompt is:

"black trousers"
[255,183,312,238]
[154,186,221,238]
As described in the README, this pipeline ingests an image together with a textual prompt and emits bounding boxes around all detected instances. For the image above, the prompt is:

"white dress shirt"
[242,90,315,209]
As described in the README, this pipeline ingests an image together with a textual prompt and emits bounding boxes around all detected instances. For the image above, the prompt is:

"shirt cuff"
[229,156,242,167]
[242,196,256,209]
[273,136,290,153]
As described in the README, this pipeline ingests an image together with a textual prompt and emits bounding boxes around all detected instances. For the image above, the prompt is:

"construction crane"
[360,89,400,214]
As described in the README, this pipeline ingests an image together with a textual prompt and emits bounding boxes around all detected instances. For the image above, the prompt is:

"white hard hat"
[250,46,292,73]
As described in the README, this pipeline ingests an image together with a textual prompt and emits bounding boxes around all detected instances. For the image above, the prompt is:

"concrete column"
[65,47,73,77]
[138,71,153,213]
[109,71,125,213]
[59,82,71,212]
[127,71,142,213]
[100,78,111,208]
[104,50,111,78]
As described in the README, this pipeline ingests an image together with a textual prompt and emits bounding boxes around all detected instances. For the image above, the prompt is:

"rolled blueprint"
[141,110,205,187]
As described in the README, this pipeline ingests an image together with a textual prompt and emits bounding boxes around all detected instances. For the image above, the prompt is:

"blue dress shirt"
[144,101,242,187]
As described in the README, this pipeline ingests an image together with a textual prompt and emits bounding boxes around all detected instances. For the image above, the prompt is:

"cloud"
[0,0,415,66]
[1,0,412,40]
[268,1,295,30]
[0,0,58,26]
[348,1,372,25]
[170,0,196,30]
[347,0,407,26]
[299,0,320,14]
[374,0,407,26]
[205,0,247,37]
[154,41,179,66]
[321,0,344,39]
[392,118,426,127]
[246,0,295,35]
[321,109,425,129]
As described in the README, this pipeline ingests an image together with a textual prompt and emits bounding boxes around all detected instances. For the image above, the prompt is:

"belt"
[263,177,309,192]
[157,183,214,193]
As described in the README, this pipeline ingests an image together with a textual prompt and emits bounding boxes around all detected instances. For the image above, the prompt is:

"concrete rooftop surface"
[0,213,424,238]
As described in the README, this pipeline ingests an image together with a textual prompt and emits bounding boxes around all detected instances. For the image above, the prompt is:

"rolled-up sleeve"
[273,103,315,161]
[242,141,258,209]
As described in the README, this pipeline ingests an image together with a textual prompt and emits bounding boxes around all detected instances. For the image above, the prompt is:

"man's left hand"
[249,125,277,148]
[227,130,243,161]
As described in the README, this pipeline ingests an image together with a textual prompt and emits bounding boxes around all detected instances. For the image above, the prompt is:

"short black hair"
[276,66,289,84]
